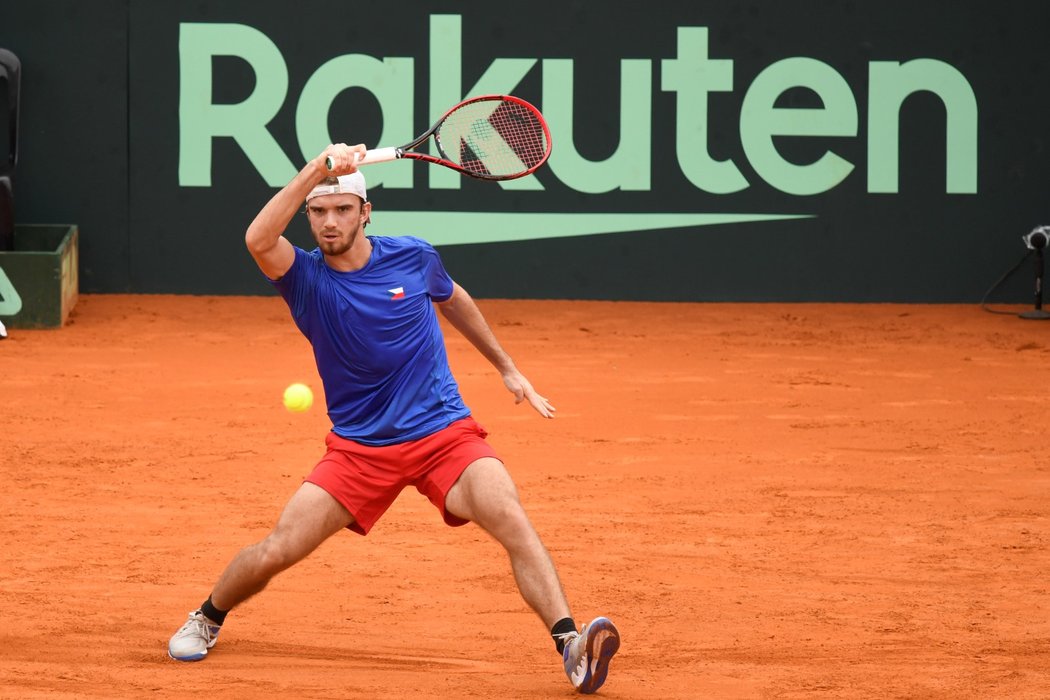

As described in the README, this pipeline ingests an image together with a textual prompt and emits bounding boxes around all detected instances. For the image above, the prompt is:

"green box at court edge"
[0,225,79,329]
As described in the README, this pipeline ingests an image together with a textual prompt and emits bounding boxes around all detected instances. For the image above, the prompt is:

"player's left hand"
[503,371,556,419]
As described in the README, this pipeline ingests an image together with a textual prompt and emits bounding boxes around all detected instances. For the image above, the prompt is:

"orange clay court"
[1,295,1048,699]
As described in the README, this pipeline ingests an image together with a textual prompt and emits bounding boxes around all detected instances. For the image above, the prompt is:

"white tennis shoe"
[168,610,221,661]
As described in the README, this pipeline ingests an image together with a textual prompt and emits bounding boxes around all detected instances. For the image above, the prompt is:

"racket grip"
[359,147,400,165]
[325,147,401,171]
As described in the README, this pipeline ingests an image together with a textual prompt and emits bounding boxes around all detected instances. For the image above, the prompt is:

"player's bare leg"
[168,482,353,661]
[445,457,620,694]
[211,482,353,609]
[445,457,572,625]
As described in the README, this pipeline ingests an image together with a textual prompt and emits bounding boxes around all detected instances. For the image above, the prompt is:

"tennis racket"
[326,95,551,181]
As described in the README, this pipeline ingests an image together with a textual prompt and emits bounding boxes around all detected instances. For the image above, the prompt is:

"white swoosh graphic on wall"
[376,212,815,246]
[0,267,24,316]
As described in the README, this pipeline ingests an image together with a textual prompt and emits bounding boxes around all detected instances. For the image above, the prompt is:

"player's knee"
[252,536,298,575]
[479,500,534,543]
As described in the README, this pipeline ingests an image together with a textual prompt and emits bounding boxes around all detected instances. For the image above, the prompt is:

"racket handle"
[325,147,401,171]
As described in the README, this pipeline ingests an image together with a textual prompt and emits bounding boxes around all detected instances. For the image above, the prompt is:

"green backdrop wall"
[1,1,1047,301]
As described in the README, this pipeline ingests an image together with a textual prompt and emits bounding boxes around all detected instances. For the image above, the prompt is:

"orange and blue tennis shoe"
[562,616,620,694]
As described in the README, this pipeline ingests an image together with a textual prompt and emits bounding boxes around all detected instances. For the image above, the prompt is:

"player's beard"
[315,221,362,257]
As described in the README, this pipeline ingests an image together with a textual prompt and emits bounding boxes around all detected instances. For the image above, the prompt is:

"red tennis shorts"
[305,417,500,535]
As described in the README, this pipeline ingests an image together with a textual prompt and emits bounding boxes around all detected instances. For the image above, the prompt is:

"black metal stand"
[0,48,20,252]
[1019,240,1050,320]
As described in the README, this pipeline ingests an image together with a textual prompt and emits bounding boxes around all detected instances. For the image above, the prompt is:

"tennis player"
[167,143,620,694]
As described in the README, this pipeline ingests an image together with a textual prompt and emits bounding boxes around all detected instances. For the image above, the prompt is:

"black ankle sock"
[551,617,577,654]
[200,596,229,626]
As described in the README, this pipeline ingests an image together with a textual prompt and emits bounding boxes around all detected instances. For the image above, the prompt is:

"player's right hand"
[320,143,367,175]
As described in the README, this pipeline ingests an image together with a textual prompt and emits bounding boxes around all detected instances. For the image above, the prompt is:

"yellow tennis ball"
[283,383,313,412]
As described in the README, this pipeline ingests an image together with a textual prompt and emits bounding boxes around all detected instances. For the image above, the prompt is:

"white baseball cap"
[306,171,367,202]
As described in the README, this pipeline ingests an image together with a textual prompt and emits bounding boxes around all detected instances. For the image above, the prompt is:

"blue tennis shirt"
[271,235,470,446]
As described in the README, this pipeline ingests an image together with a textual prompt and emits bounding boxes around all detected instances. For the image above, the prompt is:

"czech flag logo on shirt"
[387,286,406,300]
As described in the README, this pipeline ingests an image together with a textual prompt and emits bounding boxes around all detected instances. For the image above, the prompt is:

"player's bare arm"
[245,143,366,279]
[437,283,556,419]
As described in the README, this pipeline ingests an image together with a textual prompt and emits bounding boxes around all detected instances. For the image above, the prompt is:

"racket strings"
[437,100,549,178]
